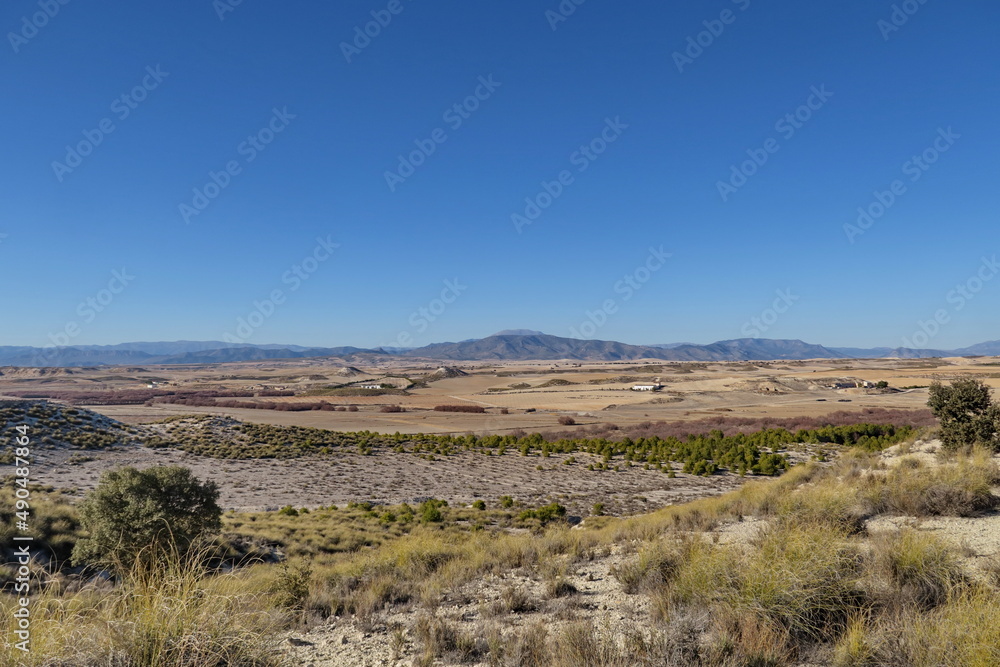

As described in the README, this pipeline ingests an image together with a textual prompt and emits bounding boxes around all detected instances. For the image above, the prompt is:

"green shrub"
[71,466,222,572]
[420,499,446,523]
[518,503,567,525]
[347,501,374,511]
[536,503,566,523]
[929,379,1000,450]
[272,561,313,610]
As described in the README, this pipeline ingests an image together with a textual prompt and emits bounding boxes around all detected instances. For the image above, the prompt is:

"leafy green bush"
[420,499,446,523]
[272,561,313,610]
[71,466,222,572]
[929,379,1000,450]
[518,502,567,525]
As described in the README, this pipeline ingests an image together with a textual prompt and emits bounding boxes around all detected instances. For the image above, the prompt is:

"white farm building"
[631,378,663,391]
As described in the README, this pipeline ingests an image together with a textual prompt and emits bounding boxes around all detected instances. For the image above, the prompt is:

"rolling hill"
[2,334,997,367]
[402,334,845,361]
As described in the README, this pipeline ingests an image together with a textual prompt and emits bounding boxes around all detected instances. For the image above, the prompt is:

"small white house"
[631,383,662,392]
[631,376,662,392]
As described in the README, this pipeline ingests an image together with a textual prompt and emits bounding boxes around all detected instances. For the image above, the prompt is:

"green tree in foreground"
[72,465,222,571]
[928,379,1000,450]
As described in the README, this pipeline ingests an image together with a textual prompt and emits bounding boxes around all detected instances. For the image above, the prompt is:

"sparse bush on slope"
[928,378,1000,451]
[72,466,222,572]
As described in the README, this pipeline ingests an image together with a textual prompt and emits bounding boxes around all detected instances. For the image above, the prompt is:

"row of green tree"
[151,416,914,477]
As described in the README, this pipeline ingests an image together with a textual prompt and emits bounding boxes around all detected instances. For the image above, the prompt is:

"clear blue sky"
[2,0,997,350]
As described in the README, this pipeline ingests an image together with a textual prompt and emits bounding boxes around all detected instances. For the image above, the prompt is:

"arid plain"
[6,354,994,432]
[2,354,992,514]
[5,355,1000,666]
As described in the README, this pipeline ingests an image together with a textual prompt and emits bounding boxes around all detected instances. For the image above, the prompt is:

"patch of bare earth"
[35,445,746,515]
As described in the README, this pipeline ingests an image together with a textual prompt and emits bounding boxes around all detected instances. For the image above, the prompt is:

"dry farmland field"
[7,354,996,433]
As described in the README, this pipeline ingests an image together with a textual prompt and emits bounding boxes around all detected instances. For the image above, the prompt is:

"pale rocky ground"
[277,440,1000,666]
[33,442,747,515]
[280,541,647,667]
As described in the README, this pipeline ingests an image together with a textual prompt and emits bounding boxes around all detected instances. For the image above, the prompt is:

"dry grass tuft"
[860,450,1000,517]
[412,613,484,664]
[1,547,283,667]
[868,528,966,610]
[611,539,684,594]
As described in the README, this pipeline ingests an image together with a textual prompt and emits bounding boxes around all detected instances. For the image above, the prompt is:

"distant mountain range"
[1,333,999,367]
[0,342,378,367]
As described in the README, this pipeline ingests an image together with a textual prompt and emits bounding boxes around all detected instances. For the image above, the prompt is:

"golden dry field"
[4,355,998,435]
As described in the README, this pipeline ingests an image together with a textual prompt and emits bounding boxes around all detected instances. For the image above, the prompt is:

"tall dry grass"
[1,545,285,667]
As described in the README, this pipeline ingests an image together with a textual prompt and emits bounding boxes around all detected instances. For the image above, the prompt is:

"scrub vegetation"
[2,382,999,665]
